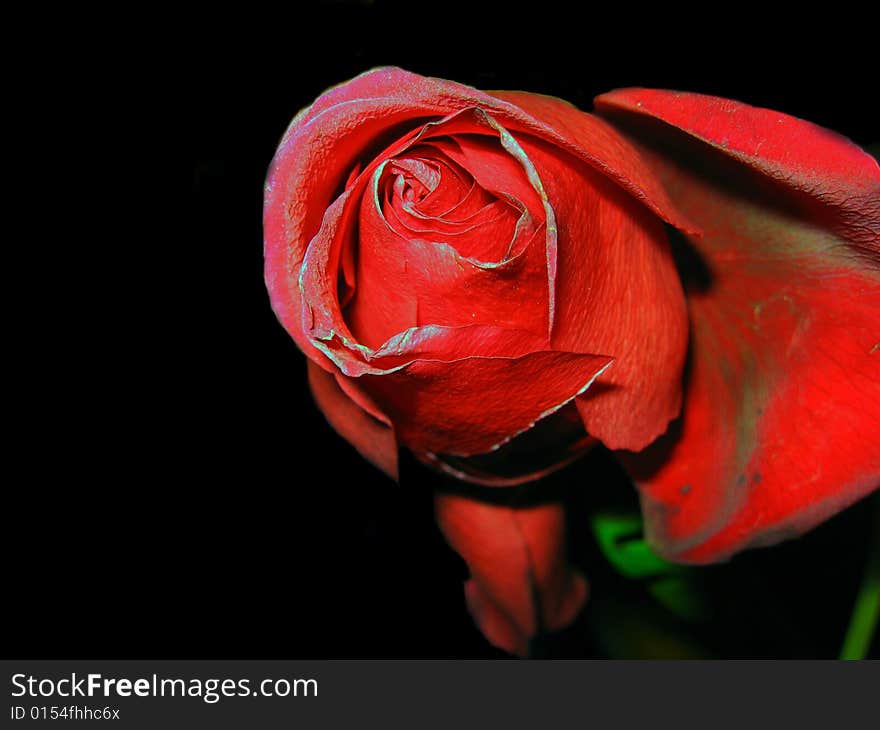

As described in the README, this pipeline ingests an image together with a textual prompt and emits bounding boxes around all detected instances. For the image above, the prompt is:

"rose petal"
[307,361,399,480]
[301,302,612,457]
[424,404,597,487]
[420,135,545,220]
[488,90,699,236]
[385,194,517,258]
[265,97,424,369]
[596,88,880,562]
[382,150,504,235]
[400,153,496,222]
[595,89,880,242]
[506,133,689,450]
[434,492,588,656]
[361,346,612,456]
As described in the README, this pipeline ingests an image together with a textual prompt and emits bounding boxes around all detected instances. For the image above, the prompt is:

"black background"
[9,2,877,659]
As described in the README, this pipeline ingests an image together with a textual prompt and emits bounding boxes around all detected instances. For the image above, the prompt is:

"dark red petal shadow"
[596,88,880,562]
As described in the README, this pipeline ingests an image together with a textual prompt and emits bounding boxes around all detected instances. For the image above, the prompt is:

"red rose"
[264,68,880,655]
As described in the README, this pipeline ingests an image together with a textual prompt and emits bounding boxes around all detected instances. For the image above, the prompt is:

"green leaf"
[591,511,676,579]
[840,495,880,660]
[591,510,710,623]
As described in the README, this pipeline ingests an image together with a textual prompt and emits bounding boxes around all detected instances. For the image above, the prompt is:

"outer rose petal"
[489,90,699,237]
[307,361,398,480]
[304,314,614,458]
[360,349,612,456]
[501,132,689,450]
[596,89,880,562]
[434,492,587,657]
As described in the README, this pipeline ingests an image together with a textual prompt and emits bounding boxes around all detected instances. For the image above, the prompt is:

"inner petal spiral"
[342,114,557,351]
[381,144,528,262]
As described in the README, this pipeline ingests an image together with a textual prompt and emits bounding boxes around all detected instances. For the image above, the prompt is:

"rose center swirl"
[340,116,558,351]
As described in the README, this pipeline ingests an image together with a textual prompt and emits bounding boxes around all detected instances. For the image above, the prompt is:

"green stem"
[839,495,880,660]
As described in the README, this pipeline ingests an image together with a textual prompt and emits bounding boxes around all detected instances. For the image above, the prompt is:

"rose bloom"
[264,68,879,656]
